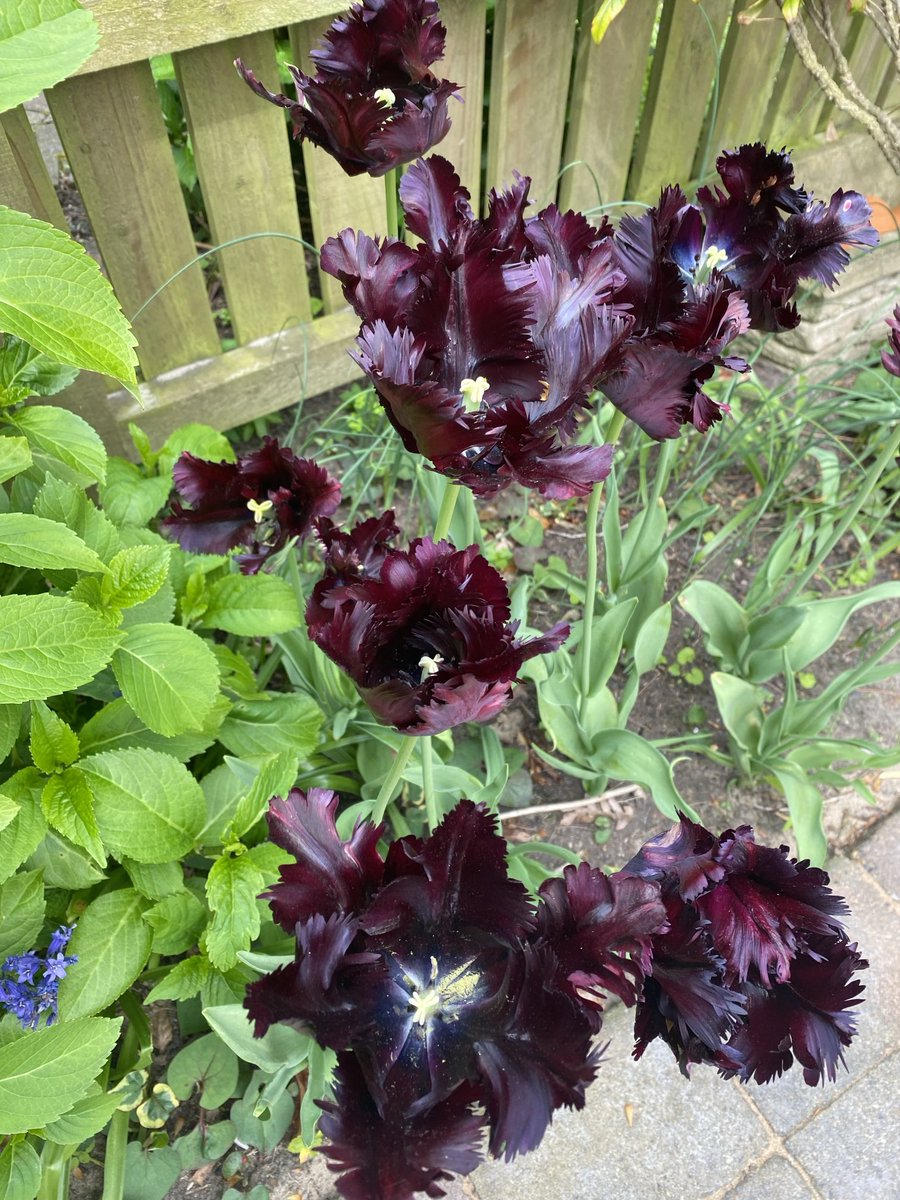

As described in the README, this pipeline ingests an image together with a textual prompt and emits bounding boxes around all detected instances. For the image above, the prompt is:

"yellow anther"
[374,87,396,108]
[246,498,274,525]
[418,653,444,678]
[703,246,729,272]
[459,376,490,412]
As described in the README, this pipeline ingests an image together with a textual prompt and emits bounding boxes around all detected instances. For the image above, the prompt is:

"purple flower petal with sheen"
[307,528,567,734]
[264,788,384,931]
[882,304,900,377]
[317,1054,485,1200]
[162,439,341,573]
[236,1,459,178]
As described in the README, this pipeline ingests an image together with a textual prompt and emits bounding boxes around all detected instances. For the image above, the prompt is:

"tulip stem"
[385,169,400,239]
[578,407,628,723]
[372,736,417,825]
[433,479,460,542]
[420,736,439,830]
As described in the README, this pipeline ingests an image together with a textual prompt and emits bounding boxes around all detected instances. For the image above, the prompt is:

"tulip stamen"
[247,498,274,524]
[460,376,490,413]
[419,653,444,679]
[374,87,397,108]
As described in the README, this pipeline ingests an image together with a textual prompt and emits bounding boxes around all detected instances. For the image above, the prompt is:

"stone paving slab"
[787,1049,900,1200]
[721,1155,817,1200]
[473,999,769,1200]
[855,808,900,902]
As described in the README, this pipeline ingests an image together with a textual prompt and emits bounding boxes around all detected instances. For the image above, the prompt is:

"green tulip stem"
[385,169,400,240]
[371,736,417,825]
[433,478,461,542]
[578,407,628,724]
[421,735,439,830]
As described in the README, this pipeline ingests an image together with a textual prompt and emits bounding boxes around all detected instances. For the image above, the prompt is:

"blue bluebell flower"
[0,926,77,1029]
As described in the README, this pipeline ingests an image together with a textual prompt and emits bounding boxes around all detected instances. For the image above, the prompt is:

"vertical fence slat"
[0,109,67,229]
[486,0,580,207]
[763,14,851,148]
[436,0,487,212]
[561,0,657,214]
[628,0,735,201]
[846,16,893,125]
[47,61,221,380]
[175,32,311,344]
[704,14,787,173]
[288,19,387,314]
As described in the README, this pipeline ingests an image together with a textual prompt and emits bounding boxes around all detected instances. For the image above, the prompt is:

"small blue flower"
[0,926,78,1029]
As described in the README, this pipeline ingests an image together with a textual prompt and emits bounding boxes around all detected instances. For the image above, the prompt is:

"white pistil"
[459,375,490,413]
[418,653,444,678]
[374,87,396,108]
[246,498,274,525]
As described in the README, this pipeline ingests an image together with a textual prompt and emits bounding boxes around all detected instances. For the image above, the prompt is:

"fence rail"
[1,0,897,452]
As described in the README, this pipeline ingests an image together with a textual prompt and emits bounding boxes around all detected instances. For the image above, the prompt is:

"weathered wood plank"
[437,0,487,212]
[76,0,348,76]
[628,0,734,202]
[175,31,311,344]
[704,12,787,174]
[561,0,657,214]
[289,19,387,313]
[47,61,221,380]
[486,0,580,206]
[108,309,362,446]
[0,108,68,229]
[763,10,853,148]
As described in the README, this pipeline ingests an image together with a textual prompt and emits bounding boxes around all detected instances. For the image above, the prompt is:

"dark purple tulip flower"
[622,815,867,1086]
[882,304,900,377]
[236,0,459,178]
[306,513,567,733]
[599,145,877,438]
[246,790,666,1200]
[321,155,631,496]
[162,438,341,574]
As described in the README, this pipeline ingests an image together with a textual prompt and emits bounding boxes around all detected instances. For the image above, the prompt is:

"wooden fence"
[1,0,897,453]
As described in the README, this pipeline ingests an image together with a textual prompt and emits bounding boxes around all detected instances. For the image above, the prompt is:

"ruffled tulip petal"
[264,788,385,930]
[317,1054,485,1200]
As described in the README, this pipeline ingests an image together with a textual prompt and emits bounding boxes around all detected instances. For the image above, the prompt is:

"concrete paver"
[473,1000,769,1200]
[787,1049,900,1200]
[722,1155,817,1200]
[855,809,900,902]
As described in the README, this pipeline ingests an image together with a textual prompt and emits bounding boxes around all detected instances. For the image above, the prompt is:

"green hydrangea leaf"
[0,208,136,391]
[79,748,205,864]
[0,0,99,114]
[29,699,80,772]
[204,854,265,971]
[111,623,220,737]
[57,889,151,1020]
[0,1015,122,1134]
[0,594,122,703]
